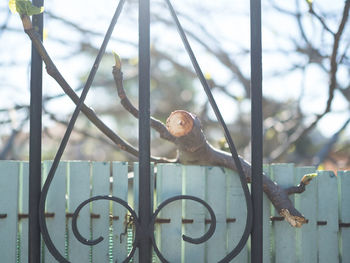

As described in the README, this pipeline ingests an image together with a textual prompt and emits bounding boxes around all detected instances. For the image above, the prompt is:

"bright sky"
[0,0,349,138]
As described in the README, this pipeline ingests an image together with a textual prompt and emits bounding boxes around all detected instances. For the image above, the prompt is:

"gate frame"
[28,0,263,262]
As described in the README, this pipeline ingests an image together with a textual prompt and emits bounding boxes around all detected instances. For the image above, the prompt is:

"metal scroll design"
[150,195,217,263]
[69,195,216,263]
[71,195,139,263]
[38,1,126,262]
[37,0,252,262]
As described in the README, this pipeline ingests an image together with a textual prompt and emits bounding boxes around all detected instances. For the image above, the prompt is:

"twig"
[153,14,251,96]
[112,64,177,143]
[20,15,171,163]
[45,11,136,47]
[307,3,335,35]
[269,1,350,161]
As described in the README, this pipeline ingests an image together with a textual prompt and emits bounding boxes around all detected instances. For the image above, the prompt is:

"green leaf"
[9,0,17,13]
[9,0,44,16]
[306,0,313,8]
[113,51,122,70]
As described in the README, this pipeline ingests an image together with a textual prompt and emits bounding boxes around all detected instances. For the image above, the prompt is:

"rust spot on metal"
[155,218,171,224]
[226,218,236,223]
[0,214,8,219]
[205,219,212,224]
[90,213,100,219]
[270,216,284,222]
[339,221,350,227]
[18,213,29,220]
[182,218,194,224]
[66,213,74,218]
[110,215,119,221]
[45,212,55,218]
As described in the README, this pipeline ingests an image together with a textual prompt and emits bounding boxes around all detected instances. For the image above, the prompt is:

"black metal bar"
[250,0,263,262]
[138,0,152,261]
[29,0,44,261]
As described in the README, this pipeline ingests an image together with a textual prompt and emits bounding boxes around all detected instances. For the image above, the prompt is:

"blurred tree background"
[0,0,349,170]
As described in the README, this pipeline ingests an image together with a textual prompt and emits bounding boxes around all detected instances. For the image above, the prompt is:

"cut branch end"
[166,110,194,137]
[280,208,307,228]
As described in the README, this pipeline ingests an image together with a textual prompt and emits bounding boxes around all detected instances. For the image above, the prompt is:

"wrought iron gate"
[28,0,263,262]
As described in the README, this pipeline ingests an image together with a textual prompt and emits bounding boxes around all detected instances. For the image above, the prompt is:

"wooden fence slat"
[271,163,296,263]
[91,162,111,263]
[295,167,317,263]
[338,170,350,263]
[111,162,129,262]
[263,165,272,263]
[42,161,68,262]
[205,166,227,262]
[0,161,20,263]
[183,165,206,262]
[226,168,249,263]
[155,164,183,262]
[19,162,29,263]
[67,161,91,262]
[317,170,339,263]
[2,160,350,263]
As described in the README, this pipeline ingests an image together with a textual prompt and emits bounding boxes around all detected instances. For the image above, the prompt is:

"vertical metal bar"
[250,0,263,262]
[29,1,44,262]
[138,0,152,261]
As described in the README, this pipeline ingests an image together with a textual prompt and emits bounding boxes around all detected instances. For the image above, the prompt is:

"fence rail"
[0,161,349,262]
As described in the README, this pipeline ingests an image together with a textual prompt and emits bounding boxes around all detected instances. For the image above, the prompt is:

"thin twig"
[20,15,171,163]
[269,0,350,161]
[308,5,335,35]
[112,65,177,143]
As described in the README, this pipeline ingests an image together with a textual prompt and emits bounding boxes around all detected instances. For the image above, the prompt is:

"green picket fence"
[0,161,349,262]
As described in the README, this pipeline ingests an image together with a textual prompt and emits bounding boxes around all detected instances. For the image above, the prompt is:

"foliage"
[9,0,43,16]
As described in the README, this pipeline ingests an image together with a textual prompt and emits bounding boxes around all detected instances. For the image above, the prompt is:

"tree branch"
[307,1,335,35]
[153,14,251,96]
[20,15,171,163]
[112,63,177,143]
[269,1,350,161]
[165,110,310,227]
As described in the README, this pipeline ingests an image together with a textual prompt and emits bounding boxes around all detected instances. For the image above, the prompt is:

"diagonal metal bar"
[38,1,126,262]
[163,0,253,261]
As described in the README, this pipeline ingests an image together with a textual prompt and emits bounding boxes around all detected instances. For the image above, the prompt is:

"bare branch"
[20,15,172,163]
[153,14,251,96]
[45,11,136,47]
[269,1,350,161]
[328,0,350,113]
[306,1,335,35]
[112,63,177,143]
